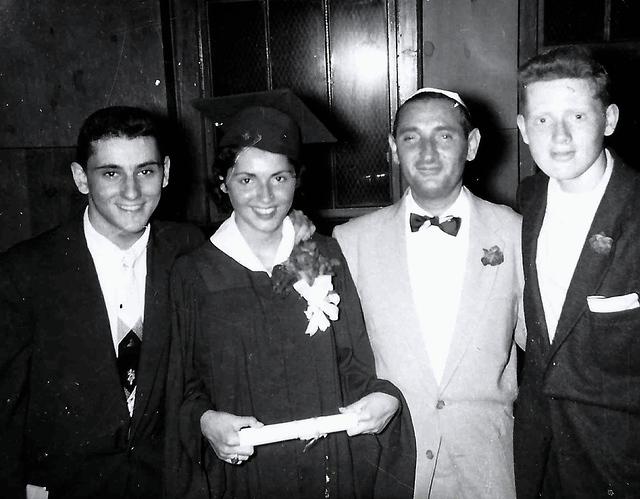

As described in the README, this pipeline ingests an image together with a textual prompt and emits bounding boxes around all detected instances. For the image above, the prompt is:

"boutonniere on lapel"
[481,245,504,266]
[272,239,341,336]
[588,232,613,255]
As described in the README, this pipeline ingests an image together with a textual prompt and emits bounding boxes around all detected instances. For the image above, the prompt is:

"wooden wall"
[169,0,420,229]
[422,0,524,208]
[0,0,176,251]
[1,0,526,250]
[519,0,640,174]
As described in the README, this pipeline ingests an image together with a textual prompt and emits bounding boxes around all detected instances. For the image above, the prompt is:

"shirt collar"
[210,212,295,275]
[548,148,614,201]
[83,207,150,265]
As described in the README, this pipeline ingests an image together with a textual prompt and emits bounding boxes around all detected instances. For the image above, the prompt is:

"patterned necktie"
[117,255,143,412]
[409,213,461,236]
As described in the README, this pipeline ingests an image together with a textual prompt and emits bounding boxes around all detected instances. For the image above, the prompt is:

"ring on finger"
[230,455,240,465]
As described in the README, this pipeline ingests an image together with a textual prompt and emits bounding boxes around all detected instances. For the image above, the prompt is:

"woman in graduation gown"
[167,106,413,499]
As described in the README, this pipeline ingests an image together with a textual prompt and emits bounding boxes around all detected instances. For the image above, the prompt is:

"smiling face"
[71,136,170,249]
[517,78,619,192]
[222,146,297,246]
[390,98,480,213]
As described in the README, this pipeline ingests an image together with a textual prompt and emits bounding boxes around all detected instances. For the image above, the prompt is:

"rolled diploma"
[238,413,358,447]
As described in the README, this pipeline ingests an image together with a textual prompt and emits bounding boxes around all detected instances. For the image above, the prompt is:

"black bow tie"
[409,213,461,236]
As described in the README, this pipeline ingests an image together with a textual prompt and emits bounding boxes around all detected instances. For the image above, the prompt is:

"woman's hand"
[339,392,399,436]
[200,410,263,464]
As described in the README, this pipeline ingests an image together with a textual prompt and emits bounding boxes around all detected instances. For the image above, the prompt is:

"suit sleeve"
[0,252,30,498]
[328,239,401,403]
[332,224,358,285]
[328,238,416,499]
[516,174,537,216]
[514,220,527,351]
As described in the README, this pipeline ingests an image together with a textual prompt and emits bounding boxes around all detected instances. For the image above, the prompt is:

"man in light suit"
[514,46,640,498]
[334,88,526,498]
[0,106,203,498]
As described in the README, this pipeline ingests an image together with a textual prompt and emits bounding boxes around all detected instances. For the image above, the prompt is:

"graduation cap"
[192,89,336,161]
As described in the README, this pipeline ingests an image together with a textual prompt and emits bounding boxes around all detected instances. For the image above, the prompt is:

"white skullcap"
[406,87,468,111]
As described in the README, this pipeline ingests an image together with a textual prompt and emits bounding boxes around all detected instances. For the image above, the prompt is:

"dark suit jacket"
[0,216,203,499]
[514,154,640,498]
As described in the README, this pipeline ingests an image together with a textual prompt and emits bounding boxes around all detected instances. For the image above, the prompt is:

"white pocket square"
[587,293,640,313]
[26,485,49,499]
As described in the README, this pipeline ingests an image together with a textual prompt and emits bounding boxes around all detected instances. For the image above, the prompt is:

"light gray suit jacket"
[334,188,525,498]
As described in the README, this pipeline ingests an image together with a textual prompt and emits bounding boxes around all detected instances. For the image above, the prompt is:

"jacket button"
[426,450,434,459]
[436,400,445,409]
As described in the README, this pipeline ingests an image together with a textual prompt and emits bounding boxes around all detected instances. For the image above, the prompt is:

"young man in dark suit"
[515,46,640,498]
[0,106,203,498]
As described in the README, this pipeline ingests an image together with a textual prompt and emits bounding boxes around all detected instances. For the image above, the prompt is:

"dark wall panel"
[544,0,605,44]
[0,148,82,251]
[204,0,405,213]
[0,150,30,250]
[520,1,640,178]
[423,0,518,130]
[269,0,328,120]
[331,0,391,207]
[465,131,520,209]
[422,0,520,207]
[1,0,168,148]
[0,0,171,250]
[208,1,268,95]
[270,0,333,209]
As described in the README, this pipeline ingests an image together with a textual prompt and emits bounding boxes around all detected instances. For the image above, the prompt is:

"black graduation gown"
[167,234,409,499]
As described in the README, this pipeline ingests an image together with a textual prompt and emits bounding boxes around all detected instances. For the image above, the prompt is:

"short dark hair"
[75,106,166,167]
[519,46,612,111]
[392,92,474,138]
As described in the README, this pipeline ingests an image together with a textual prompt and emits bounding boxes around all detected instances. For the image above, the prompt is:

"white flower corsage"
[272,238,341,337]
[293,275,341,336]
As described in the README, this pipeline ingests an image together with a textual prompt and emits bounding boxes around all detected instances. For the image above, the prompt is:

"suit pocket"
[587,292,640,313]
[589,305,640,325]
[587,307,640,377]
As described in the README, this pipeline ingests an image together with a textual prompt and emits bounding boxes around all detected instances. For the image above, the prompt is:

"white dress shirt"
[84,209,149,415]
[211,212,295,274]
[405,187,470,383]
[537,150,614,341]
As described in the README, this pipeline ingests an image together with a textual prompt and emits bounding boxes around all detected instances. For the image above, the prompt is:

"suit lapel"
[440,193,503,389]
[63,220,130,420]
[547,158,632,364]
[522,175,552,352]
[131,225,173,427]
[380,196,440,394]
